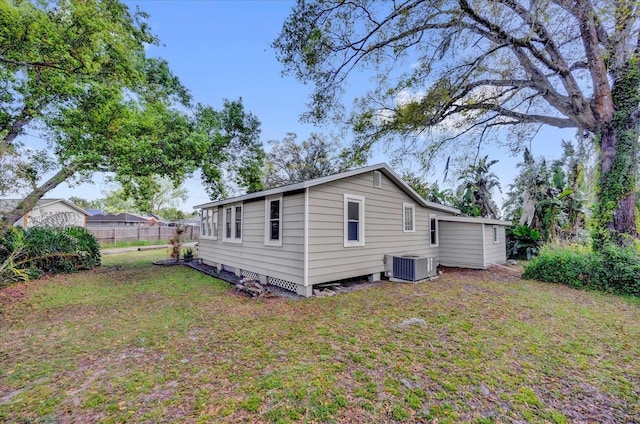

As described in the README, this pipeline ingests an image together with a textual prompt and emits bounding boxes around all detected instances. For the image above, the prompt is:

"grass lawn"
[1,251,638,423]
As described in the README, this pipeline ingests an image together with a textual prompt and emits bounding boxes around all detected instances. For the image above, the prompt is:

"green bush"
[507,225,541,260]
[64,227,101,269]
[22,227,101,273]
[590,245,640,296]
[522,245,592,289]
[0,227,29,285]
[1,226,101,286]
[523,244,640,297]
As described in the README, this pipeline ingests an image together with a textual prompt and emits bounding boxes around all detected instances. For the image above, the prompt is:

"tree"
[263,133,361,188]
[0,1,263,236]
[455,156,501,219]
[504,143,588,242]
[68,197,96,210]
[111,176,188,214]
[275,0,640,246]
[157,207,186,221]
[402,172,455,206]
[196,99,265,198]
[94,176,189,215]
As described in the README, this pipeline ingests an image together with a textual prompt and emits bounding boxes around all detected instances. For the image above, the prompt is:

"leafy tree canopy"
[263,132,363,188]
[275,0,640,245]
[0,0,263,235]
[402,172,455,206]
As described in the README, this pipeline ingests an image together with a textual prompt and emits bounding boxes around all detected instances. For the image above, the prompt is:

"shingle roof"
[85,213,151,223]
[194,163,460,214]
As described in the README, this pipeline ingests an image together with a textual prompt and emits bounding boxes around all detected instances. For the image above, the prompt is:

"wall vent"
[373,171,382,188]
[385,254,436,281]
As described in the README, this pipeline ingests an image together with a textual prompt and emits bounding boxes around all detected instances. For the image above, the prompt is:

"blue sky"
[45,0,573,211]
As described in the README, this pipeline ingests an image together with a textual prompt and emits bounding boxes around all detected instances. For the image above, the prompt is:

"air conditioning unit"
[384,254,436,281]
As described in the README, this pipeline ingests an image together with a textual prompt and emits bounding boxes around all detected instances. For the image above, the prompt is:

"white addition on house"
[194,163,509,297]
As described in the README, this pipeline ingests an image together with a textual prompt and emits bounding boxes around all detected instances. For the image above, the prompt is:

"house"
[0,198,89,228]
[85,212,164,227]
[194,163,510,297]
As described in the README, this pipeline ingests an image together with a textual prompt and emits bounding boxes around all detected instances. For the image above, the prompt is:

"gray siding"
[198,193,305,284]
[438,221,485,269]
[484,224,507,265]
[307,172,445,284]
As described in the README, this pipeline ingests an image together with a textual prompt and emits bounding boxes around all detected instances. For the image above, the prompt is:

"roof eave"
[193,163,463,216]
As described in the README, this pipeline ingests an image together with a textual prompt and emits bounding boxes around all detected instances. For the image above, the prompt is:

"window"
[200,207,218,239]
[344,194,365,247]
[493,225,499,243]
[403,203,415,232]
[373,170,382,188]
[225,207,232,239]
[265,196,283,246]
[223,204,242,243]
[235,206,242,239]
[200,209,207,236]
[429,214,438,246]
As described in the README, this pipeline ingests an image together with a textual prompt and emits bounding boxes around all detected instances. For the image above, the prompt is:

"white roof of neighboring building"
[0,198,90,216]
[194,163,461,215]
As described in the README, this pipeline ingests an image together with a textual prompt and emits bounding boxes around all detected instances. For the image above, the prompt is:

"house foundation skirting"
[207,260,306,296]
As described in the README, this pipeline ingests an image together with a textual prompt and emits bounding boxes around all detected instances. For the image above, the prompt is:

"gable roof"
[86,213,151,223]
[194,163,461,214]
[0,198,90,216]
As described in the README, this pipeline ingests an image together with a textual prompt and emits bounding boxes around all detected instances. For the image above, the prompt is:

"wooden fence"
[87,226,198,245]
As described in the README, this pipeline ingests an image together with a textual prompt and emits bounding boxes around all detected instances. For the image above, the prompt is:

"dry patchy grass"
[1,251,639,423]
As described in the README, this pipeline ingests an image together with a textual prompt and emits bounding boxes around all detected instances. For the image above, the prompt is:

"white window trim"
[343,194,365,247]
[222,203,242,244]
[200,207,218,240]
[493,225,499,243]
[402,203,415,233]
[212,208,218,240]
[200,209,207,237]
[429,214,439,247]
[264,195,283,247]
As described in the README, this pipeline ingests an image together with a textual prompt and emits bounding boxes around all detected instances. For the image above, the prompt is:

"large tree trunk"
[0,165,78,238]
[1,106,33,148]
[593,63,640,248]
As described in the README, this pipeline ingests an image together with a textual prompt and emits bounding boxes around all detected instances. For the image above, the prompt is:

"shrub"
[507,225,541,260]
[523,244,640,297]
[0,227,25,263]
[1,226,101,286]
[0,227,29,286]
[522,244,592,289]
[590,245,640,296]
[169,225,185,263]
[64,227,101,269]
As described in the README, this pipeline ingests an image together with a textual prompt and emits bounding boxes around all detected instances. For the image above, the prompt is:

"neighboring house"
[0,199,89,228]
[86,212,171,228]
[85,212,158,227]
[194,163,510,297]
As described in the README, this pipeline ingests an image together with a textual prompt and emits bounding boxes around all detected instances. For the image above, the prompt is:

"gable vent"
[373,171,382,188]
